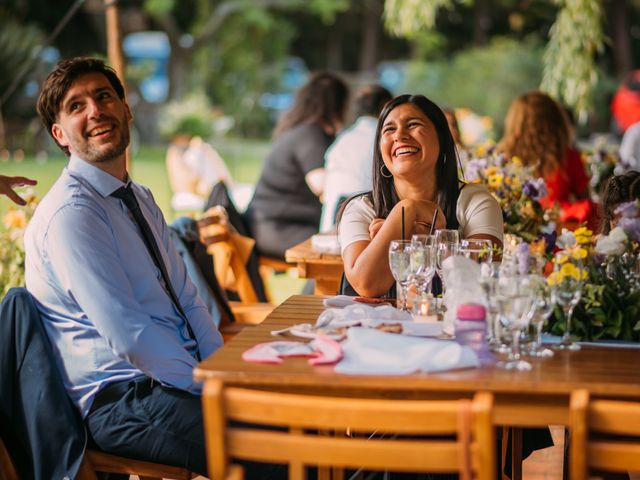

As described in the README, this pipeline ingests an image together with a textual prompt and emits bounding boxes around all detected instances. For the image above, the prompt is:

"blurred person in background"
[619,121,640,171]
[498,91,597,230]
[319,84,392,232]
[245,71,349,259]
[600,170,640,234]
[0,175,37,205]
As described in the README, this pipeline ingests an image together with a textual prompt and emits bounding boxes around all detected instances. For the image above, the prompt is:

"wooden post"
[104,0,130,170]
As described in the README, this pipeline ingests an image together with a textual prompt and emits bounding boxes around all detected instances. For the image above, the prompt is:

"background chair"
[202,380,495,480]
[570,389,640,479]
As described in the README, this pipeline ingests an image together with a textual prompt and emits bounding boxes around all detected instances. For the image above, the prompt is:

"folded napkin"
[335,327,479,375]
[242,336,342,365]
[323,295,360,308]
[317,303,412,329]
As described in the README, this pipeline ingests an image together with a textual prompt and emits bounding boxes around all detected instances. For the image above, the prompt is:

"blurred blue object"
[260,57,308,113]
[123,31,170,103]
[377,61,408,94]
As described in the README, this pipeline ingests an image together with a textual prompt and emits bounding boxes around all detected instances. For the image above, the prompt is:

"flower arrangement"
[582,146,620,202]
[546,213,640,342]
[463,145,557,242]
[0,191,37,297]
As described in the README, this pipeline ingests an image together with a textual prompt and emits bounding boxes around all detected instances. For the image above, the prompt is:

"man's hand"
[0,175,37,206]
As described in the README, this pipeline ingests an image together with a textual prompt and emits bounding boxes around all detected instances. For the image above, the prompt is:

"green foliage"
[0,15,43,103]
[541,0,604,120]
[144,0,175,17]
[402,37,543,135]
[158,91,215,139]
[384,0,463,36]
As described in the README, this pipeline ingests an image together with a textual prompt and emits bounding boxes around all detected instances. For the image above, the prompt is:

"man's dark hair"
[353,85,392,118]
[37,57,125,156]
[601,170,640,234]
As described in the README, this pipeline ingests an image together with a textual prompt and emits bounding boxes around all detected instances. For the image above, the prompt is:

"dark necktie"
[112,184,201,361]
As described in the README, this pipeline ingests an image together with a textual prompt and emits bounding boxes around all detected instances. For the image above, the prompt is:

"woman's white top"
[338,183,504,255]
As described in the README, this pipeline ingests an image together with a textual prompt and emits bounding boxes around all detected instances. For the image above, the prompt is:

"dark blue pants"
[85,378,287,478]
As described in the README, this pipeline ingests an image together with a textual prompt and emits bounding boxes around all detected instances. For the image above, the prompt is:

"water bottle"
[454,303,494,364]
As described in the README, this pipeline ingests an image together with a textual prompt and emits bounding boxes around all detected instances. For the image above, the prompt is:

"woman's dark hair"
[273,71,349,138]
[367,94,460,229]
[600,171,640,234]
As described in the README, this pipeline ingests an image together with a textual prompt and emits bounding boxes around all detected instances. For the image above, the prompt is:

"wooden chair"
[0,436,198,480]
[202,380,495,480]
[570,389,640,479]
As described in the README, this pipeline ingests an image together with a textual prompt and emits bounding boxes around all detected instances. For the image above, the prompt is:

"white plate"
[288,323,346,341]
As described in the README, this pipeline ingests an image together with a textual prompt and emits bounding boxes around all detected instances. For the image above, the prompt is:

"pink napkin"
[242,335,342,365]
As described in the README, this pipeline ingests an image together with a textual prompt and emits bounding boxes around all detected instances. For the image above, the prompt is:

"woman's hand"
[369,218,385,239]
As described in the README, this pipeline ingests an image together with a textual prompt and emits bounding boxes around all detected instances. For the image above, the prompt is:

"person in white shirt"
[338,94,503,298]
[620,121,640,171]
[319,85,392,232]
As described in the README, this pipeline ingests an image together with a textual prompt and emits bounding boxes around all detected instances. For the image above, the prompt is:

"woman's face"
[379,103,440,180]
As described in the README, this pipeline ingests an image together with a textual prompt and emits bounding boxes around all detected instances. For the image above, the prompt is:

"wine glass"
[388,240,412,310]
[494,270,535,371]
[525,274,554,358]
[410,234,436,294]
[480,263,510,354]
[460,239,493,266]
[435,229,460,303]
[550,252,584,351]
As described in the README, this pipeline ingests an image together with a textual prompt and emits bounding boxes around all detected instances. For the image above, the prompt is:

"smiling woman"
[337,94,504,298]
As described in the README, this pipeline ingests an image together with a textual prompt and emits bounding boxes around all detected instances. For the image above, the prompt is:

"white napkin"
[317,303,412,328]
[441,256,485,333]
[335,327,479,375]
[323,295,360,308]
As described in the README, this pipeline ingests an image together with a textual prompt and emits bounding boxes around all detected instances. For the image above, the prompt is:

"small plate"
[289,323,346,341]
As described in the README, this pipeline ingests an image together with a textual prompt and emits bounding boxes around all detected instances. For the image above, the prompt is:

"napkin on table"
[335,327,479,375]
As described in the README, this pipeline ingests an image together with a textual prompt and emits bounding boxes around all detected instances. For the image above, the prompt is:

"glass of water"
[388,239,412,310]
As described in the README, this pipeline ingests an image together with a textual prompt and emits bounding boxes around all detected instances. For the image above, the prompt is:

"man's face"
[51,72,132,166]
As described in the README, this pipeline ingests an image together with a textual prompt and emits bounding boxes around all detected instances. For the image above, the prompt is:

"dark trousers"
[86,378,286,479]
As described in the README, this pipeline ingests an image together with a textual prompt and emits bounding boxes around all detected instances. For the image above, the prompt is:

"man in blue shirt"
[25,57,223,474]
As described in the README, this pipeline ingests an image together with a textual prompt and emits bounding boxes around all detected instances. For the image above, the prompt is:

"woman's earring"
[441,153,447,165]
[380,164,392,178]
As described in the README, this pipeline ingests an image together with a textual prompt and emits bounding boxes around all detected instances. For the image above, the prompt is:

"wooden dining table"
[195,295,640,478]
[284,237,343,295]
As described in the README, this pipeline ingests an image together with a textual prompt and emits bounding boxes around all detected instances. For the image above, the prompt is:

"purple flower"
[522,178,547,201]
[464,158,487,181]
[614,201,639,219]
[618,216,640,242]
[541,231,557,254]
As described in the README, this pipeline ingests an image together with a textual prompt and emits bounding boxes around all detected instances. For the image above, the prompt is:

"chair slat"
[228,429,461,472]
[589,442,640,472]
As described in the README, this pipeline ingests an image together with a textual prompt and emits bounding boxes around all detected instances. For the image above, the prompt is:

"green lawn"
[0,138,306,303]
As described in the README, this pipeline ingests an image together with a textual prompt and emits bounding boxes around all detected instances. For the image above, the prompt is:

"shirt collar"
[68,154,130,197]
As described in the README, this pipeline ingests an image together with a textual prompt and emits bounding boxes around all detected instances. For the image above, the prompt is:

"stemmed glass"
[480,263,510,354]
[435,229,460,303]
[410,234,437,294]
[388,240,412,310]
[550,252,584,351]
[460,239,493,267]
[494,270,535,371]
[525,274,555,358]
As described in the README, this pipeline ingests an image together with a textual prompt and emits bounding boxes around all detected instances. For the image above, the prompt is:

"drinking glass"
[480,263,510,354]
[435,229,460,301]
[525,274,554,358]
[460,239,493,266]
[410,234,436,294]
[388,240,412,310]
[494,271,535,371]
[550,253,584,351]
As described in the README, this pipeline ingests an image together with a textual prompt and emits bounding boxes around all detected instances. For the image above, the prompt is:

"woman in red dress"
[498,91,597,230]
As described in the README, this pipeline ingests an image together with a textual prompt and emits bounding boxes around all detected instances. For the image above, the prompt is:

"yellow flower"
[570,247,588,260]
[555,253,568,264]
[560,262,582,281]
[485,166,499,177]
[547,271,560,286]
[530,238,547,256]
[511,156,523,167]
[488,174,504,189]
[3,209,27,230]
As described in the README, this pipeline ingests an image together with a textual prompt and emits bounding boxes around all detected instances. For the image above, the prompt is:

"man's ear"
[51,124,69,149]
[125,103,133,122]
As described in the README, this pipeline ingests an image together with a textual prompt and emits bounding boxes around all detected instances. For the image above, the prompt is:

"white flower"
[595,227,628,256]
[557,228,576,249]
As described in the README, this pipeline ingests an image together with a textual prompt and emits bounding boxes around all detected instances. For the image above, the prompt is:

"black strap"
[112,185,201,361]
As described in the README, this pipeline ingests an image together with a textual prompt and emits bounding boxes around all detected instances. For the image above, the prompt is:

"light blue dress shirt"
[25,155,223,417]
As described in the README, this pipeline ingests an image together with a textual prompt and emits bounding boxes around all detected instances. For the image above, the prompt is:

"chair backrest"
[202,380,495,480]
[570,389,640,479]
